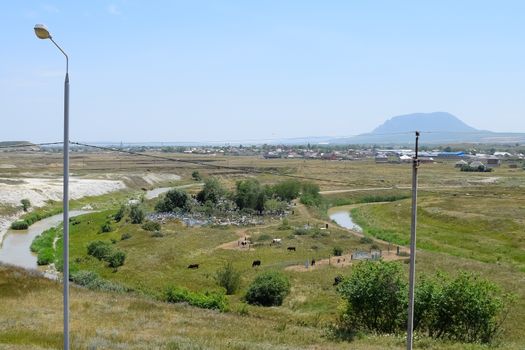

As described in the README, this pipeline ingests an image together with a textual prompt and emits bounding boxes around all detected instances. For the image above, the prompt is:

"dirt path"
[285,250,408,272]
[215,222,278,251]
[319,185,463,195]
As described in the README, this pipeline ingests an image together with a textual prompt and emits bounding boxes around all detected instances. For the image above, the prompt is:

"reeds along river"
[0,210,91,271]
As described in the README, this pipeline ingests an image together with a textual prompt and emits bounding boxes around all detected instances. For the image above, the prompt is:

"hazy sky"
[1,1,525,143]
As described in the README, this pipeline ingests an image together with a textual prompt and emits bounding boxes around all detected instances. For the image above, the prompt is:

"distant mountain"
[371,112,477,134]
[329,112,525,145]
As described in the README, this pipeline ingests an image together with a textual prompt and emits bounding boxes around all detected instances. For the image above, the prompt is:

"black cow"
[311,258,316,266]
[287,246,296,252]
[333,275,343,286]
[252,260,261,267]
[187,264,199,269]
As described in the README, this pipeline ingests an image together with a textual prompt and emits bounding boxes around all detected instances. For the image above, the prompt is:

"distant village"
[2,141,525,170]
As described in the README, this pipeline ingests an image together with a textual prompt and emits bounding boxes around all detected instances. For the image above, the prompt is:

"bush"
[215,262,241,295]
[37,248,55,265]
[418,273,508,343]
[70,270,130,293]
[300,182,322,206]
[114,204,127,222]
[142,220,161,231]
[165,287,228,311]
[151,231,164,238]
[129,204,145,224]
[359,236,373,244]
[120,232,132,240]
[87,241,113,260]
[245,271,291,306]
[100,221,113,233]
[11,220,29,230]
[107,250,126,268]
[337,261,407,334]
[21,199,31,212]
[336,261,509,343]
[191,171,202,181]
[332,246,343,256]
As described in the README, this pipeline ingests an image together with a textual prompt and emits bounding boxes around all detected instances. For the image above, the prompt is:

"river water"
[328,206,363,232]
[0,210,91,270]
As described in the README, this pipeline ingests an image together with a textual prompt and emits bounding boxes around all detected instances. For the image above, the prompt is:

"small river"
[0,210,91,270]
[328,206,363,232]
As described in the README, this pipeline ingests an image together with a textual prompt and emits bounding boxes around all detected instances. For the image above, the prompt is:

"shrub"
[359,236,373,244]
[129,204,145,224]
[114,204,127,222]
[300,182,322,206]
[120,232,132,240]
[336,262,509,344]
[336,261,407,334]
[191,171,202,181]
[70,270,130,293]
[100,221,113,233]
[294,227,309,235]
[142,220,161,231]
[245,271,291,306]
[151,231,164,238]
[215,262,241,295]
[21,199,31,212]
[37,248,55,265]
[107,250,126,268]
[278,218,291,230]
[87,241,113,260]
[420,273,508,343]
[11,220,29,230]
[165,287,228,311]
[332,246,343,256]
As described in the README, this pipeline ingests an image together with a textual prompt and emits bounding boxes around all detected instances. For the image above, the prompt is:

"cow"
[252,260,261,268]
[271,238,282,245]
[311,258,316,266]
[287,246,296,252]
[333,275,343,286]
[187,264,199,269]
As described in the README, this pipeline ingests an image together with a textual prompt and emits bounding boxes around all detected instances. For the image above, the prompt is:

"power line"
[71,141,350,185]
[0,142,63,149]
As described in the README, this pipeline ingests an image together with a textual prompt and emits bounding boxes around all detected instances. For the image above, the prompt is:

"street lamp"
[34,24,70,350]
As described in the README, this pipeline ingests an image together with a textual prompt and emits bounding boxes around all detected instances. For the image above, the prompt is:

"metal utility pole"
[406,131,420,350]
[34,24,70,350]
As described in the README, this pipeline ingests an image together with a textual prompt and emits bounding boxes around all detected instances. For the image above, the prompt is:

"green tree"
[129,204,145,224]
[245,271,291,306]
[114,204,127,222]
[215,262,241,295]
[235,178,266,211]
[271,179,301,202]
[300,182,322,206]
[21,199,31,212]
[196,177,225,204]
[263,198,287,214]
[155,188,189,212]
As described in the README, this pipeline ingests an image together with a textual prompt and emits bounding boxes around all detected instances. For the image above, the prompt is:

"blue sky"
[1,1,525,143]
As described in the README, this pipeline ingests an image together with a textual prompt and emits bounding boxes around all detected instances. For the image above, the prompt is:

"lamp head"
[34,24,52,39]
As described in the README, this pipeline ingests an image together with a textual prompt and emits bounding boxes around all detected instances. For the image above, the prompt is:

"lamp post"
[34,24,70,350]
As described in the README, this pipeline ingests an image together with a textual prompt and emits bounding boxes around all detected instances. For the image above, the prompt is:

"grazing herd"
[186,238,345,286]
